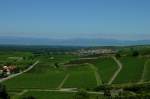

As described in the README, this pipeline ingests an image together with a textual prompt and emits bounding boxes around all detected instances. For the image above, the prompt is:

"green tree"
[74,89,90,99]
[0,84,10,99]
[104,89,111,97]
[132,50,139,57]
[115,53,121,58]
[54,62,60,68]
[22,96,36,99]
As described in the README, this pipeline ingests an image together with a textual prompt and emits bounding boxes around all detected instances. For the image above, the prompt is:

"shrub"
[22,96,36,99]
[74,89,90,99]
[132,50,139,57]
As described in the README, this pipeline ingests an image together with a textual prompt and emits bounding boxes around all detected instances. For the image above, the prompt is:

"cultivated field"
[92,57,118,84]
[1,46,150,99]
[113,57,147,84]
[141,59,150,82]
[3,54,78,89]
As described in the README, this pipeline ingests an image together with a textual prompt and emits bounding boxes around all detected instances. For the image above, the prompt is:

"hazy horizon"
[0,0,150,40]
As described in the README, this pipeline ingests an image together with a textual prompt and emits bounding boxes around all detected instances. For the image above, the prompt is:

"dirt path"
[79,57,98,60]
[0,60,39,83]
[140,59,150,83]
[18,90,28,96]
[108,57,122,85]
[58,74,70,89]
[12,88,104,98]
[88,63,102,86]
[15,88,104,95]
[12,90,28,99]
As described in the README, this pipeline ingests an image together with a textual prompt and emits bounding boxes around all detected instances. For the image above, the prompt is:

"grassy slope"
[114,57,147,84]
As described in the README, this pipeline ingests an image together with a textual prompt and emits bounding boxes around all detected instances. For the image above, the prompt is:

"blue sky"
[0,0,150,40]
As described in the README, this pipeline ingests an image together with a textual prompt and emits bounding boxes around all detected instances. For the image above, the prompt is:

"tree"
[115,53,121,58]
[104,89,111,97]
[94,84,111,91]
[0,84,9,99]
[74,89,90,99]
[22,96,36,99]
[54,62,59,68]
[132,50,139,57]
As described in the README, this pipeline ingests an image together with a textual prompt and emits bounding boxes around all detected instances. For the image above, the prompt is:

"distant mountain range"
[0,36,149,46]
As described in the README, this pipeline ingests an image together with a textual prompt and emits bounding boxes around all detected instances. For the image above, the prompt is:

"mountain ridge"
[0,36,149,46]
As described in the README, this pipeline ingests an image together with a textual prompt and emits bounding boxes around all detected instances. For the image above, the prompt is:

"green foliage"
[123,83,150,93]
[132,50,139,57]
[104,90,111,97]
[74,89,90,99]
[94,84,111,91]
[20,91,74,99]
[22,96,36,99]
[54,62,60,68]
[115,53,121,58]
[0,51,35,74]
[0,84,9,99]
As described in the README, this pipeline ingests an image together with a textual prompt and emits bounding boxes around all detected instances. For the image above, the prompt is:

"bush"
[94,85,111,91]
[22,96,36,99]
[132,50,139,57]
[115,53,121,58]
[74,89,89,99]
[0,84,9,99]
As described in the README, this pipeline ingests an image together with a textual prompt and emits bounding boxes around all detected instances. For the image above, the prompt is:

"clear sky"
[0,0,150,40]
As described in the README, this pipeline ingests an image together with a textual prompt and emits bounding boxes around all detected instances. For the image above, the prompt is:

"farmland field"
[1,46,150,99]
[3,71,67,89]
[93,57,118,84]
[66,57,118,84]
[113,57,147,84]
[3,54,78,89]
[142,59,150,82]
[63,71,97,88]
[3,57,98,89]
